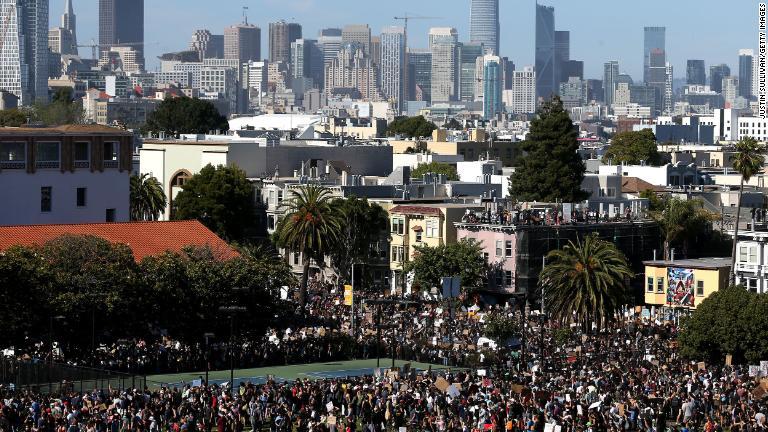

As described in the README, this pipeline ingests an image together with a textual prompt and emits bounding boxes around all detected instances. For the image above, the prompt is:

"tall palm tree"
[730,137,766,284]
[650,197,718,260]
[539,233,633,333]
[130,174,167,221]
[275,185,342,307]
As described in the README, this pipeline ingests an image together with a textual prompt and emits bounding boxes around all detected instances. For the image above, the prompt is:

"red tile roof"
[390,205,443,217]
[0,220,239,262]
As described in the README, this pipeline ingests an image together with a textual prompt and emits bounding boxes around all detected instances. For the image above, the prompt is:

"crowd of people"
[2,315,768,432]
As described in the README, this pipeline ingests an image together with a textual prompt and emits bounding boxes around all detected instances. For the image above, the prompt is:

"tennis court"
[148,359,448,389]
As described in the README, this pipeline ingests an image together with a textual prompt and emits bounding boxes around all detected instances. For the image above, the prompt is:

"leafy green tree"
[144,97,229,135]
[639,189,665,211]
[679,287,768,364]
[484,311,519,345]
[649,197,718,260]
[0,108,29,127]
[275,185,342,306]
[730,137,765,283]
[404,239,487,292]
[130,173,167,221]
[509,96,588,203]
[603,129,662,166]
[539,233,633,332]
[411,162,459,181]
[0,246,52,347]
[172,164,256,241]
[386,115,437,138]
[31,88,84,125]
[444,118,462,130]
[328,196,388,287]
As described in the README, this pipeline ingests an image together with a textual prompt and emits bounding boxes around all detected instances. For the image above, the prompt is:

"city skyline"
[49,0,756,80]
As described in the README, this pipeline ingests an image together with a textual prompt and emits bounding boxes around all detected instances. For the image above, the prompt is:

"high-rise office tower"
[99,0,144,66]
[224,20,261,64]
[190,30,224,60]
[709,64,730,94]
[291,39,323,88]
[554,30,569,85]
[269,21,302,64]
[646,48,668,114]
[407,48,431,102]
[664,63,673,114]
[458,42,484,102]
[509,66,536,114]
[603,61,619,107]
[429,27,459,102]
[723,76,739,107]
[318,34,343,68]
[380,26,406,111]
[562,60,583,81]
[482,55,502,120]
[470,0,499,55]
[643,26,665,84]
[323,44,380,100]
[61,0,77,55]
[1,0,48,104]
[535,3,556,101]
[370,36,381,67]
[739,49,754,99]
[342,24,371,56]
[586,79,604,103]
[686,60,706,85]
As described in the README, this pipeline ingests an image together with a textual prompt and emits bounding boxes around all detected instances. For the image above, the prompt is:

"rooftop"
[643,257,731,270]
[0,124,132,135]
[0,220,238,262]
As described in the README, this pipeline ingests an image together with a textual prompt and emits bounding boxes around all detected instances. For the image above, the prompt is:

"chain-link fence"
[1,358,146,393]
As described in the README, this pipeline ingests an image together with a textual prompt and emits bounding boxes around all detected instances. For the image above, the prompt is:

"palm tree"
[730,137,766,284]
[275,185,342,307]
[650,197,718,260]
[539,233,633,333]
[130,174,167,221]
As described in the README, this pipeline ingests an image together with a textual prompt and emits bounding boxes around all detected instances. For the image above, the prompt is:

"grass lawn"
[147,358,449,388]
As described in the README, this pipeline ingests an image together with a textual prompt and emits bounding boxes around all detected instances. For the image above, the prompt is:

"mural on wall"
[667,267,695,307]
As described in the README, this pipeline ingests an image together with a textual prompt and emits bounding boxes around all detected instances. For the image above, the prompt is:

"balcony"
[35,161,60,169]
[736,262,760,275]
[74,161,90,169]
[0,160,25,170]
[103,160,119,169]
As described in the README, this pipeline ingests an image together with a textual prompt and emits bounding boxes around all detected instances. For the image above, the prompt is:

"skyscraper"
[429,27,459,102]
[318,33,343,68]
[342,25,371,56]
[269,21,302,64]
[291,38,323,88]
[739,49,754,99]
[380,26,406,111]
[99,0,144,66]
[407,49,431,102]
[686,60,706,85]
[709,64,730,94]
[535,3,556,101]
[458,42,484,102]
[554,30,569,85]
[224,21,261,64]
[61,0,77,55]
[482,55,502,120]
[508,66,536,114]
[1,0,49,104]
[603,61,619,107]
[643,27,665,84]
[470,0,499,55]
[190,30,224,60]
[646,48,668,114]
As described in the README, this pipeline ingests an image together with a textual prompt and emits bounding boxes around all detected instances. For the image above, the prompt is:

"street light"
[48,315,65,393]
[218,305,246,398]
[203,332,215,386]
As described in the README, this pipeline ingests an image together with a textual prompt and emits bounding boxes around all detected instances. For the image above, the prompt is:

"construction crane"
[393,13,441,45]
[77,39,157,60]
[0,2,17,54]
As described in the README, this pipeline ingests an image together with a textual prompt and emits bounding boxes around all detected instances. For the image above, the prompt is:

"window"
[40,187,52,212]
[172,171,191,187]
[76,188,87,207]
[739,245,758,264]
[647,277,654,292]
[495,240,502,257]
[483,252,489,261]
[292,252,300,265]
[599,188,616,198]
[391,246,406,263]
[267,215,276,230]
[268,190,275,205]
[74,142,89,167]
[656,277,664,293]
[426,220,438,238]
[277,190,283,203]
[391,218,404,235]
[105,208,116,222]
[505,241,513,257]
[696,280,704,296]
[0,142,26,168]
[103,142,119,168]
[505,271,513,287]
[36,142,60,168]
[415,230,422,243]
[745,278,759,293]
[495,271,503,288]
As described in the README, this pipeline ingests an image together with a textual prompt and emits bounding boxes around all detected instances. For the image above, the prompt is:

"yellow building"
[643,258,731,310]
[389,128,519,166]
[387,203,483,293]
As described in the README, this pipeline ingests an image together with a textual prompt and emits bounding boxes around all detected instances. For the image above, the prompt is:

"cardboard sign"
[511,384,525,394]
[326,402,334,413]
[327,416,337,426]
[343,285,353,306]
[697,362,706,371]
[435,377,450,392]
[477,369,487,377]
[447,385,460,397]
[725,354,733,366]
[750,365,760,377]
[761,361,768,375]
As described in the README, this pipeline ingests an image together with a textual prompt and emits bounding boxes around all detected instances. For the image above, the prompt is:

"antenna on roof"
[242,6,249,25]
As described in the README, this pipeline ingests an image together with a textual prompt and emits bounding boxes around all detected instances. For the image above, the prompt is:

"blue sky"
[51,0,757,80]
